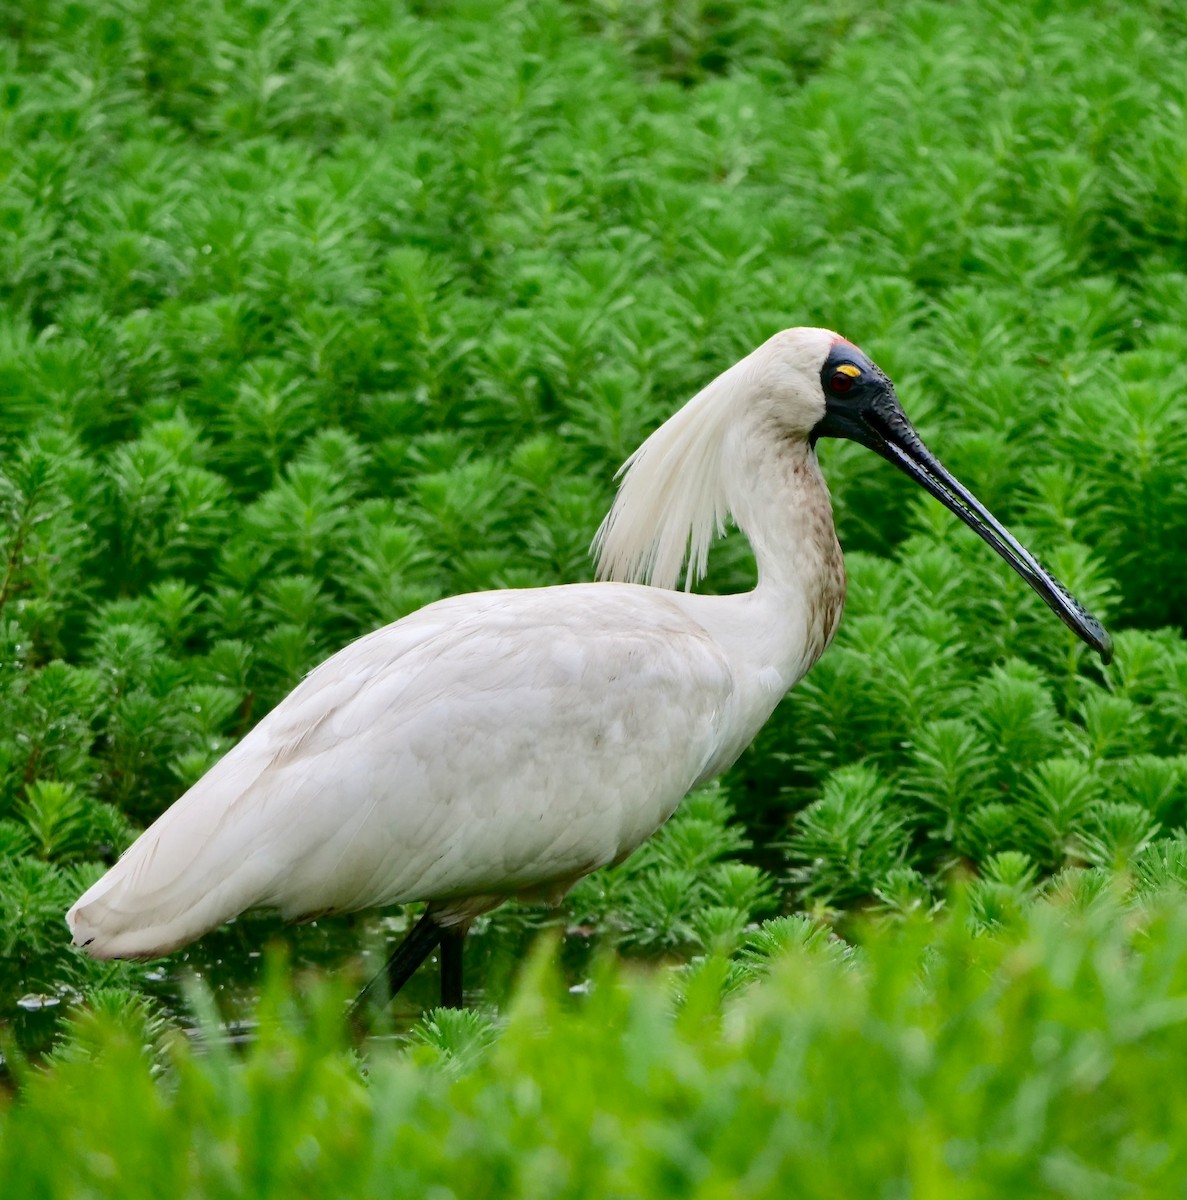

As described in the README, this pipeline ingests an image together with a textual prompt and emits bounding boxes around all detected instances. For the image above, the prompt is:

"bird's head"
[764,328,1112,664]
[597,325,1112,666]
[742,328,903,441]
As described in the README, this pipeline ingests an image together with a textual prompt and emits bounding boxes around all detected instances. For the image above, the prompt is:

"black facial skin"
[812,340,1113,664]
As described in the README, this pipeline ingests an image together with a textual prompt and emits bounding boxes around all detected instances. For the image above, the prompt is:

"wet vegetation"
[3,0,1187,1190]
[12,889,1187,1196]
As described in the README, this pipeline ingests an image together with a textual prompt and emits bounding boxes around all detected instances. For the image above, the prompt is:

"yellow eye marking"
[836,363,862,378]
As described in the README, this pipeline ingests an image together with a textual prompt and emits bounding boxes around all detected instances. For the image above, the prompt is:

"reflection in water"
[1,907,625,1089]
[136,905,601,1044]
[0,908,644,1101]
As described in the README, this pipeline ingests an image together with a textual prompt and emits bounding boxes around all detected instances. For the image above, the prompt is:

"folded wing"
[68,583,734,958]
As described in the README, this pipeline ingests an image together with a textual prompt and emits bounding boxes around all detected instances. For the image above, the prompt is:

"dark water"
[0,909,599,1094]
[117,905,598,1045]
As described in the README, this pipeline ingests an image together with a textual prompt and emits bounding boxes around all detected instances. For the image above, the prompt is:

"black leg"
[440,926,465,1009]
[351,908,442,1018]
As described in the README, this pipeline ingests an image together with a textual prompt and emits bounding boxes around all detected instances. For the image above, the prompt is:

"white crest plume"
[593,357,748,591]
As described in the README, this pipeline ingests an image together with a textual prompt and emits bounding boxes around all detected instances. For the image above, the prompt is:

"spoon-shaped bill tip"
[1042,572,1113,665]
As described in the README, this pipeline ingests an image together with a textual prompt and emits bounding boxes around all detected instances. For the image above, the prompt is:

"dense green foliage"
[9,886,1187,1197]
[4,0,1187,1157]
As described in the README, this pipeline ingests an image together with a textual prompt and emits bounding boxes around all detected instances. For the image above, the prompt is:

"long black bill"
[871,406,1111,663]
[815,350,1112,664]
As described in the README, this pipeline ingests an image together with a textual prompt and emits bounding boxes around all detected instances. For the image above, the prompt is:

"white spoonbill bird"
[68,328,1111,1008]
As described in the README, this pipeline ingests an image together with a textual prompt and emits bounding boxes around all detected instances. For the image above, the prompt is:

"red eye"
[830,370,855,394]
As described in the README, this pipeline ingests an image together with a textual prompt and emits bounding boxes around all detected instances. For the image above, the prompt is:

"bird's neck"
[722,421,846,683]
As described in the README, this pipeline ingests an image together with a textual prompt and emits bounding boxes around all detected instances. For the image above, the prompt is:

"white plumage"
[73,587,742,956]
[67,325,1108,972]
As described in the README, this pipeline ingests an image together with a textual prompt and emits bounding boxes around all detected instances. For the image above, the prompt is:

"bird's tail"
[66,739,281,959]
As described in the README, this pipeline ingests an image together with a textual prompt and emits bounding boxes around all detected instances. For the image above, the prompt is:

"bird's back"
[68,583,735,958]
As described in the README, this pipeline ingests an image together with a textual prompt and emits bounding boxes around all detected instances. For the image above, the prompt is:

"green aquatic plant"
[3,0,1187,1051]
[8,890,1187,1196]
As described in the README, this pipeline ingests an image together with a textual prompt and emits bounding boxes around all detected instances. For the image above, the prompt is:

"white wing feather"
[67,583,734,958]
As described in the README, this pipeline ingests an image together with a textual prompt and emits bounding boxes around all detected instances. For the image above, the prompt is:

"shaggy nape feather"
[593,356,749,591]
